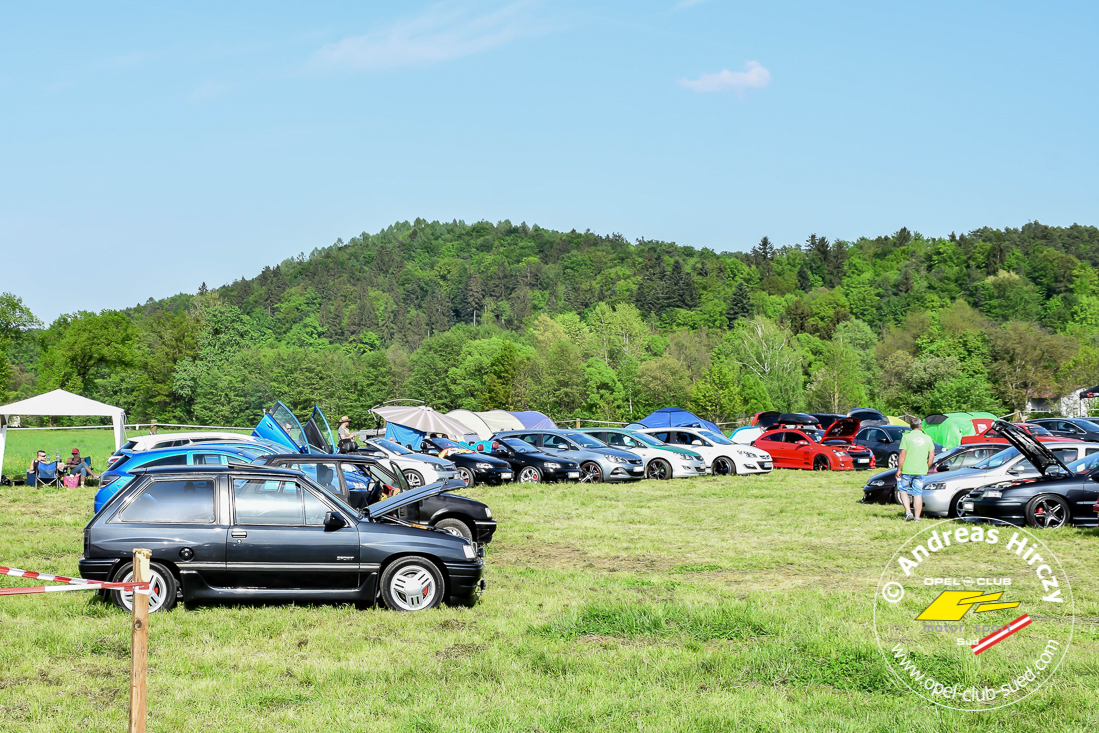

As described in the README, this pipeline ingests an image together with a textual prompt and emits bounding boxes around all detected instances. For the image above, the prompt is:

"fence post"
[129,548,151,733]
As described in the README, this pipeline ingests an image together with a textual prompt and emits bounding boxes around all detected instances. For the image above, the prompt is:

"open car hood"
[364,478,468,519]
[991,420,1070,477]
[823,417,860,440]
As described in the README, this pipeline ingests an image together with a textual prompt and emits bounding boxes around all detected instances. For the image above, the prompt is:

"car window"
[192,453,228,466]
[120,479,216,523]
[233,479,305,525]
[1052,448,1078,465]
[605,433,627,447]
[864,429,886,442]
[516,434,539,446]
[546,435,572,450]
[621,435,641,448]
[856,429,870,440]
[783,432,807,444]
[302,489,329,525]
[291,462,342,495]
[675,432,700,445]
[142,454,188,468]
[651,432,671,443]
[759,433,780,442]
[1086,447,1099,456]
[699,430,733,445]
[1068,452,1099,474]
[340,463,372,490]
[564,432,607,448]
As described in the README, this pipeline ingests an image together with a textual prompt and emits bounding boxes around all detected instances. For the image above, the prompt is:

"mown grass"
[1,469,1097,731]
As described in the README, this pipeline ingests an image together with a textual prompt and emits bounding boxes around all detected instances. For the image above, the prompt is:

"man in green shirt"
[897,417,935,522]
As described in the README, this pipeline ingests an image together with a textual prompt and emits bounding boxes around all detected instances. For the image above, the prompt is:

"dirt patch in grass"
[495,541,678,573]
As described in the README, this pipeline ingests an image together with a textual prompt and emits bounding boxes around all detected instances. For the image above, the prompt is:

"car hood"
[990,420,1070,477]
[400,454,453,469]
[364,478,468,518]
[823,417,860,440]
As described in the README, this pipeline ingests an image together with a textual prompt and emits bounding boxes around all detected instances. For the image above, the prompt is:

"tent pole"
[0,416,7,480]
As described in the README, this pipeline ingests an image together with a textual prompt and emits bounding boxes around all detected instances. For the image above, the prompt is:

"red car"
[959,423,1078,446]
[752,417,876,471]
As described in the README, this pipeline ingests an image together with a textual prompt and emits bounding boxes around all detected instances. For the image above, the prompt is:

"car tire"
[887,453,899,469]
[646,458,671,480]
[892,486,903,505]
[579,462,603,483]
[380,556,445,612]
[403,469,425,488]
[948,491,969,518]
[1025,495,1070,529]
[518,466,542,483]
[434,517,474,542]
[712,456,735,476]
[813,456,830,471]
[110,561,178,614]
[457,467,475,487]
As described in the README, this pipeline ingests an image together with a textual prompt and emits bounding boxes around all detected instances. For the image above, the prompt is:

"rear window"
[119,479,216,523]
[142,454,188,468]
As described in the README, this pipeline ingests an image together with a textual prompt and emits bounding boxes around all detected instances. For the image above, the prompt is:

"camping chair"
[35,461,61,489]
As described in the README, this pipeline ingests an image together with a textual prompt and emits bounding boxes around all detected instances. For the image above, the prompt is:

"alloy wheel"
[887,453,899,469]
[646,459,670,480]
[404,470,424,488]
[579,462,602,483]
[712,457,733,476]
[1032,498,1067,529]
[118,567,170,613]
[519,466,541,483]
[457,468,474,486]
[389,566,437,611]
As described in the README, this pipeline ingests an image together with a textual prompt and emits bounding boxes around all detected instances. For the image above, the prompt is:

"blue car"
[94,444,271,513]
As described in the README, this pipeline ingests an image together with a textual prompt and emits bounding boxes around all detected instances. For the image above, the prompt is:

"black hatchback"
[419,437,514,487]
[255,453,497,545]
[80,465,485,613]
[474,437,581,483]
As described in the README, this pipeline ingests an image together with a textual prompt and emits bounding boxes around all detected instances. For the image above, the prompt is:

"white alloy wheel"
[389,565,438,610]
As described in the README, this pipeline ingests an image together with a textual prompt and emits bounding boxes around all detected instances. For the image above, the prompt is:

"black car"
[1026,418,1099,443]
[256,453,497,545]
[963,421,1099,529]
[861,443,1001,504]
[476,437,581,483]
[847,425,943,470]
[79,465,485,613]
[419,437,514,487]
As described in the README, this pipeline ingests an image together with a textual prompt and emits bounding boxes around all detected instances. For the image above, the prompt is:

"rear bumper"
[78,556,121,583]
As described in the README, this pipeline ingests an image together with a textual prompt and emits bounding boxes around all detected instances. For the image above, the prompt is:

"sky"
[2,1,1098,321]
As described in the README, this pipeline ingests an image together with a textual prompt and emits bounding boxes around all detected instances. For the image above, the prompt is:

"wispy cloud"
[678,61,771,93]
[311,2,542,71]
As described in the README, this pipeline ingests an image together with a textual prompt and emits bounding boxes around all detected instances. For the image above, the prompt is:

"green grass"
[2,428,251,479]
[1,470,1097,731]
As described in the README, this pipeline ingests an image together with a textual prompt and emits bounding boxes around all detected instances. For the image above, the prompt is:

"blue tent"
[510,410,557,429]
[632,407,723,436]
[384,422,426,450]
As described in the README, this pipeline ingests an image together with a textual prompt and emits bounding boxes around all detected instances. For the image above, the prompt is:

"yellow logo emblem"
[916,591,1020,622]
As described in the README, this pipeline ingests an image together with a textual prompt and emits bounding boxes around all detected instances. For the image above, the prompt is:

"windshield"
[1077,420,1099,431]
[563,432,607,448]
[973,447,1020,470]
[502,438,534,453]
[1067,452,1099,474]
[432,438,463,450]
[373,439,413,455]
[699,430,733,445]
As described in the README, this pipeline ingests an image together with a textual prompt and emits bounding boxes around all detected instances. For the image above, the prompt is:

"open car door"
[303,404,336,454]
[253,401,309,453]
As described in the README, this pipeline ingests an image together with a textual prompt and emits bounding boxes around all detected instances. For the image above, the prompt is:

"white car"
[363,438,461,488]
[107,431,255,468]
[636,426,773,475]
[578,428,707,479]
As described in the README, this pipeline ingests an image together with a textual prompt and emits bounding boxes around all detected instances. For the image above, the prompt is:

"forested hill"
[4,219,1099,430]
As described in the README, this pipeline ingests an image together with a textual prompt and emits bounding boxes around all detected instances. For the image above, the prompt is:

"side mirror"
[691,439,703,446]
[324,511,346,530]
[427,450,440,457]
[797,440,810,446]
[878,438,890,444]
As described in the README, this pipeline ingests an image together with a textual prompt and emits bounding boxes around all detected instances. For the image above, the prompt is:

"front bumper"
[736,459,773,474]
[475,468,514,485]
[444,560,486,605]
[961,495,1027,525]
[543,467,581,482]
[671,461,708,478]
[472,519,498,544]
[606,463,646,482]
[862,482,895,503]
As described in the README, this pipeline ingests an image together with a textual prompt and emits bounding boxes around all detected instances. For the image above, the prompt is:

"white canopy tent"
[479,410,525,433]
[445,409,495,441]
[0,390,127,475]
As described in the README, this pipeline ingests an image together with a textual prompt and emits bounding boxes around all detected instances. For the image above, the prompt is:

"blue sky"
[2,1,1097,321]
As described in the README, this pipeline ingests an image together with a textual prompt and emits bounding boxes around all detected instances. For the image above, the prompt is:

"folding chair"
[35,461,61,489]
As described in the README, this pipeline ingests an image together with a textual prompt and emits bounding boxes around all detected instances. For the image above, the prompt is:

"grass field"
[1,428,252,479]
[0,469,1097,732]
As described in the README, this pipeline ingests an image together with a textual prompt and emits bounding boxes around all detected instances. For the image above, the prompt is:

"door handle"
[231,529,248,538]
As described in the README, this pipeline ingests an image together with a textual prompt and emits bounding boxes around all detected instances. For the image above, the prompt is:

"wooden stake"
[129,548,151,733]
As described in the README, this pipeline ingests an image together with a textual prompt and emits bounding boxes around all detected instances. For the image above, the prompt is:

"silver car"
[362,438,460,488]
[579,428,707,479]
[494,429,645,483]
[915,441,1097,518]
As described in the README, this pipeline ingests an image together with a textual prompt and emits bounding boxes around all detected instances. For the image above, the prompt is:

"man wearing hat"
[337,416,357,452]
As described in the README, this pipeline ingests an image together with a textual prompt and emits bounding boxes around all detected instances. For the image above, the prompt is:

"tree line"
[2,218,1097,428]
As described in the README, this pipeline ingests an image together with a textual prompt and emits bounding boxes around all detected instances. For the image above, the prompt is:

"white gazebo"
[0,389,127,473]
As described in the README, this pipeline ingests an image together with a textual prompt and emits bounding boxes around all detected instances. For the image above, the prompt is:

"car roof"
[127,444,260,458]
[261,452,377,463]
[132,465,303,477]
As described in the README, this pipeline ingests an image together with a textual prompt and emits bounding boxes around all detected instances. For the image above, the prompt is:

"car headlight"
[833,450,848,457]
[736,449,754,457]
[475,462,494,470]
[608,455,629,464]
[924,482,946,491]
[982,490,1003,499]
[868,479,884,487]
[544,462,560,469]
[485,507,492,519]
[462,543,476,559]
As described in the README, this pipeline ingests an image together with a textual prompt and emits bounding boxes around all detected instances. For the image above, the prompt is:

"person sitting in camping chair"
[29,451,60,488]
[64,448,98,488]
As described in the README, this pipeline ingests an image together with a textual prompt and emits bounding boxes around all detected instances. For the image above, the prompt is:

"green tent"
[922,412,997,449]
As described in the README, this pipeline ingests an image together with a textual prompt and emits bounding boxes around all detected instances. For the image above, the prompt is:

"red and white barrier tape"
[0,565,149,597]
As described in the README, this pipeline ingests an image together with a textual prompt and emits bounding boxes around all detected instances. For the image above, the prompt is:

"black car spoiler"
[991,420,1071,477]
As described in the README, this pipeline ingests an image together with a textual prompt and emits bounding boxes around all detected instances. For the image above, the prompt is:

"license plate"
[567,471,580,478]
[761,463,772,468]
[501,472,512,479]
[631,467,643,472]
[856,459,868,463]
[964,502,974,512]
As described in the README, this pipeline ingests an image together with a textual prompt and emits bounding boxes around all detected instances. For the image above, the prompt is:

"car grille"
[627,459,642,465]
